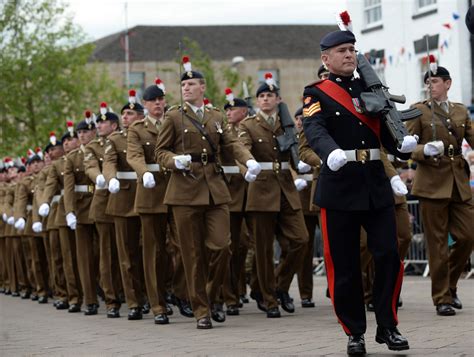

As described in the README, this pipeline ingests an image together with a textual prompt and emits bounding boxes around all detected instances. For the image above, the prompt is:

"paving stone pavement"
[1,276,473,356]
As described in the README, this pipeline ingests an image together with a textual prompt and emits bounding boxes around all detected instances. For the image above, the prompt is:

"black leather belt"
[444,146,461,158]
[190,153,216,165]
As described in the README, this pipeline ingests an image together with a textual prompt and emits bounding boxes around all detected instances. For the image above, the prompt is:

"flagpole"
[124,2,130,89]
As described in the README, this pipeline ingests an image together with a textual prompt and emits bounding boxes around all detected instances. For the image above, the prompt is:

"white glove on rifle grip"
[398,135,418,153]
[327,149,347,172]
[108,178,120,194]
[142,172,156,188]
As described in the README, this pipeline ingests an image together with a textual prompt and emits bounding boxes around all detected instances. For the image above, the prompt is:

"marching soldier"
[14,150,49,303]
[5,159,30,297]
[127,83,177,324]
[103,101,148,320]
[84,109,123,318]
[39,125,83,313]
[63,117,100,315]
[155,56,259,329]
[35,134,69,309]
[406,65,474,316]
[283,107,323,308]
[220,89,250,316]
[238,74,309,318]
[302,29,416,354]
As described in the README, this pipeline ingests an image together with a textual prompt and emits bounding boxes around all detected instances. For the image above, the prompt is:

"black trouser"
[321,205,403,335]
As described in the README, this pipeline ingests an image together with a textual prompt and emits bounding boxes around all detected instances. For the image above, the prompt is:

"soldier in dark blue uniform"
[302,30,417,355]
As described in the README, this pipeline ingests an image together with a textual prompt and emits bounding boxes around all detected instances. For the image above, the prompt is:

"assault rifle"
[356,53,421,148]
[276,102,300,169]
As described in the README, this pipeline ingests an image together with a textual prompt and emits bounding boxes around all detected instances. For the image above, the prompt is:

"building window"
[364,0,382,27]
[257,69,280,88]
[365,49,386,85]
[128,72,145,98]
[417,0,437,11]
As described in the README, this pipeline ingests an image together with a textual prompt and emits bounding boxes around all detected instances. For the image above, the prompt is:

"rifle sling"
[182,111,219,155]
[425,104,463,148]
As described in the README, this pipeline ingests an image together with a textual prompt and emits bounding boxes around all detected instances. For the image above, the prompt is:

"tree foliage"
[0,0,122,157]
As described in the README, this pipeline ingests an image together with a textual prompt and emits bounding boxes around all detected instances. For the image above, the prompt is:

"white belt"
[221,166,240,174]
[51,195,60,203]
[146,164,160,172]
[26,205,33,212]
[116,171,137,180]
[74,185,93,193]
[344,149,380,162]
[297,174,314,181]
[259,161,290,170]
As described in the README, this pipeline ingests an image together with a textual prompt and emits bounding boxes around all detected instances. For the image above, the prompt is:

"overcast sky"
[65,0,347,40]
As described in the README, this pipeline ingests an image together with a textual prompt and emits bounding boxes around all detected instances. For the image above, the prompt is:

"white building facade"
[346,0,472,108]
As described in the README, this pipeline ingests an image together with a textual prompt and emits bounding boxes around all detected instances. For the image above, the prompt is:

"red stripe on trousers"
[391,261,404,325]
[321,208,351,335]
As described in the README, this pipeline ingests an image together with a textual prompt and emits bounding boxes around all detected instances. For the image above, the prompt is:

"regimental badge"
[187,71,193,78]
[215,122,223,134]
[101,114,106,120]
[352,98,363,113]
[303,101,321,117]
[130,103,135,109]
[304,97,312,105]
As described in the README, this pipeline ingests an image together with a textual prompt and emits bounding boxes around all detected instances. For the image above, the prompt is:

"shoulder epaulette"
[305,79,325,88]
[242,114,257,122]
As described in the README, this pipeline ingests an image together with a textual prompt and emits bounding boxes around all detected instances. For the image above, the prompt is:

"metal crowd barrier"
[405,200,429,277]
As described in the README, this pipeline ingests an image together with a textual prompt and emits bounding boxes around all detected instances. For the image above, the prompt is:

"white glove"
[174,155,192,170]
[14,218,26,230]
[2,213,7,222]
[66,212,77,230]
[95,174,106,189]
[297,161,311,173]
[398,135,418,153]
[142,172,156,188]
[294,178,308,191]
[244,171,257,182]
[38,203,50,217]
[327,149,347,172]
[108,178,120,194]
[423,140,444,156]
[246,159,262,175]
[32,222,43,233]
[390,175,408,196]
[7,216,14,225]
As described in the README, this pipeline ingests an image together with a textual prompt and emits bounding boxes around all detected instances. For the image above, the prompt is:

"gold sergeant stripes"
[303,101,321,117]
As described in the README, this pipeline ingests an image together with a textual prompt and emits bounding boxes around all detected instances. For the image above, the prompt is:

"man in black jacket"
[303,30,417,355]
